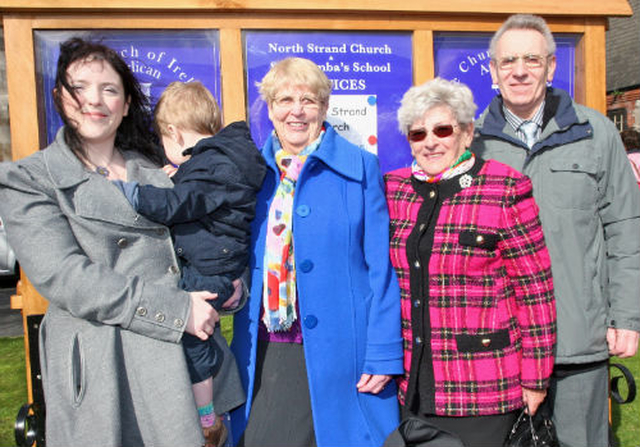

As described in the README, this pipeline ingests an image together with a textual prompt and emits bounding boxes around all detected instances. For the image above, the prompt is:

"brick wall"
[605,0,640,130]
[607,89,640,130]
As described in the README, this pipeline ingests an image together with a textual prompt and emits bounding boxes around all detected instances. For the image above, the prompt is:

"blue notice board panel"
[434,32,578,117]
[245,30,414,173]
[35,30,221,146]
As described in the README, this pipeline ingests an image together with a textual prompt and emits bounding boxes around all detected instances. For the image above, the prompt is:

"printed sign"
[326,94,378,154]
[34,30,221,146]
[244,31,413,173]
[434,32,578,116]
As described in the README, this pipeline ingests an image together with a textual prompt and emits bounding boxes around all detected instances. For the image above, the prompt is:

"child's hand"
[162,164,178,177]
[222,279,243,309]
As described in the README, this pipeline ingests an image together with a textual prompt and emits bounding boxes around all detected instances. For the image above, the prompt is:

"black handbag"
[383,416,465,447]
[504,409,559,447]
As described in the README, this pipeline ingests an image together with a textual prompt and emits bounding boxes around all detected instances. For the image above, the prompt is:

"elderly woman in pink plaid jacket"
[384,78,556,447]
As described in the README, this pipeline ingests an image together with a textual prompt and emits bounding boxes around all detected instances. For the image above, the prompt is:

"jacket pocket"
[456,329,510,353]
[547,158,598,210]
[458,230,499,251]
[69,333,86,407]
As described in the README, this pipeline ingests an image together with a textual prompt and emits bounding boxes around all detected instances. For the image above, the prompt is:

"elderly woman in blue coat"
[230,57,403,447]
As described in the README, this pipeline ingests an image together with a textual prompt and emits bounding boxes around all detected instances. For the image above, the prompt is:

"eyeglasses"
[272,94,321,111]
[407,124,457,142]
[495,54,550,71]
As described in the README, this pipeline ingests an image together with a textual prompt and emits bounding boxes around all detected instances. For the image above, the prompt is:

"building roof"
[607,0,640,91]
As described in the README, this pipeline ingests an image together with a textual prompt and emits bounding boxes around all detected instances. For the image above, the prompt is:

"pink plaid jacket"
[385,160,556,416]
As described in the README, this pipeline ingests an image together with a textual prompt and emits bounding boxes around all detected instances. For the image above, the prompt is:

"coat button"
[136,307,147,317]
[481,338,491,347]
[174,318,184,328]
[415,336,423,345]
[476,235,484,244]
[296,205,310,217]
[413,260,420,269]
[155,312,166,323]
[176,247,183,255]
[299,259,314,273]
[304,315,318,329]
[429,191,436,199]
[419,223,426,232]
[117,237,129,248]
[414,299,421,308]
[168,265,179,274]
[222,247,230,254]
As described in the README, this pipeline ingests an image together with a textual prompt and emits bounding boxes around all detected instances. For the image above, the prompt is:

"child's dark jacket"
[136,121,266,298]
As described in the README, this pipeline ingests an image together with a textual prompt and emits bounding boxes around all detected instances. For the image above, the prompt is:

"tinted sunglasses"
[407,124,457,142]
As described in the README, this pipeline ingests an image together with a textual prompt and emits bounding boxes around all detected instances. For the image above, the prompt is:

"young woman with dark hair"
[0,38,221,447]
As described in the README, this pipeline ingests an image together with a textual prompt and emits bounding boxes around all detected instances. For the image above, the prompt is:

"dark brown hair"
[52,37,161,164]
[621,129,640,152]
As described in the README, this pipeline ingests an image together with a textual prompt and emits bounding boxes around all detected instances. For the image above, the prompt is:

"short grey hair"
[489,14,556,58]
[397,77,476,135]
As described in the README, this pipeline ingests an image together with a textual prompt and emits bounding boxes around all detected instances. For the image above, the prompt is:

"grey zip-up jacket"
[472,88,640,364]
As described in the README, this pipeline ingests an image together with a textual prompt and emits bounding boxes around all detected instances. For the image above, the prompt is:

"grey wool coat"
[0,129,204,447]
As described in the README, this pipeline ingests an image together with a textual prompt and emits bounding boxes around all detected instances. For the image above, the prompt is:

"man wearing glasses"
[472,14,640,447]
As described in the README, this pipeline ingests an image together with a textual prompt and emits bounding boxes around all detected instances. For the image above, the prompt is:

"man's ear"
[546,55,557,83]
[489,60,499,86]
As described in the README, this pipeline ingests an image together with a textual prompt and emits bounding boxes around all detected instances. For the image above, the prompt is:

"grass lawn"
[611,355,640,447]
[0,337,27,447]
[1,324,638,447]
[220,314,234,342]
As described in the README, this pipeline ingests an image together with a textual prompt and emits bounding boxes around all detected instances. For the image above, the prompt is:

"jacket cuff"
[125,283,191,343]
[520,355,554,390]
[364,340,404,375]
[607,311,640,333]
[521,377,551,390]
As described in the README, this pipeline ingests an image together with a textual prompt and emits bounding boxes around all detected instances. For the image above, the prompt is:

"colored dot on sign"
[368,96,377,106]
[368,135,378,145]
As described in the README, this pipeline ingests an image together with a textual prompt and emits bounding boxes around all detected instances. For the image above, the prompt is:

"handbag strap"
[610,362,637,404]
[528,411,541,447]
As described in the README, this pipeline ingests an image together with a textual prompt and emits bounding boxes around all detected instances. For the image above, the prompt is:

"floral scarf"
[262,130,324,332]
[411,149,475,183]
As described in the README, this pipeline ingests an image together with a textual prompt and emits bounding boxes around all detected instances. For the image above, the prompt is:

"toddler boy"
[115,81,266,447]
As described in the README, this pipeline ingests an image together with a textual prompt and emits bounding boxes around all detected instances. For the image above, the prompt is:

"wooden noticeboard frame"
[0,0,633,404]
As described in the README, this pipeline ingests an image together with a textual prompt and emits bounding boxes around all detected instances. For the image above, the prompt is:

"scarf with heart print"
[262,130,324,332]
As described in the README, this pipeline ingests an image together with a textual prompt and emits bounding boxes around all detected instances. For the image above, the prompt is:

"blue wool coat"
[230,123,403,447]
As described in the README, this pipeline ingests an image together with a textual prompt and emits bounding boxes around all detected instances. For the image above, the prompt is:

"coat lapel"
[309,124,363,182]
[43,129,171,229]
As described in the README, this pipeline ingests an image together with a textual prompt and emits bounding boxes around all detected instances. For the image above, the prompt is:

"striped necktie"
[520,121,539,149]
